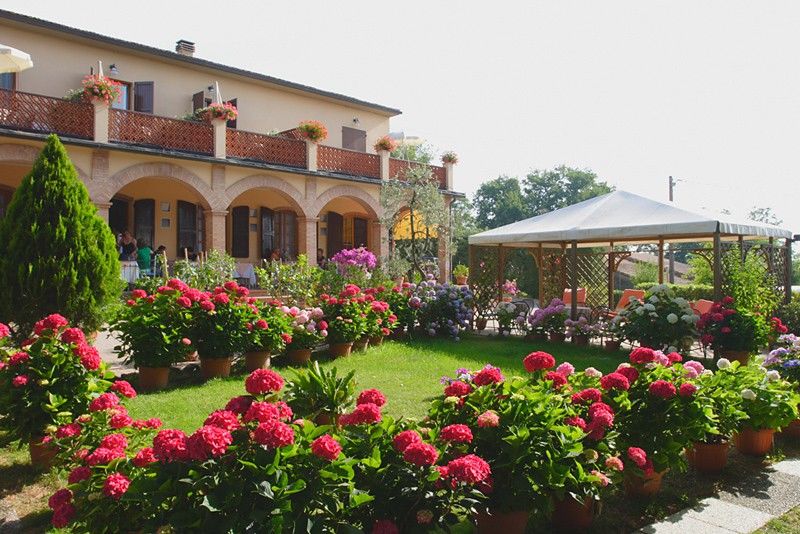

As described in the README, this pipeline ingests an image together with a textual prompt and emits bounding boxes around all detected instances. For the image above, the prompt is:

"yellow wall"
[2,22,393,150]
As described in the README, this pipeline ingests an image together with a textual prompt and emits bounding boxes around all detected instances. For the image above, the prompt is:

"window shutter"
[177,201,198,257]
[192,91,205,112]
[353,217,368,249]
[342,127,367,152]
[231,206,250,258]
[260,207,274,259]
[326,211,344,258]
[133,82,154,113]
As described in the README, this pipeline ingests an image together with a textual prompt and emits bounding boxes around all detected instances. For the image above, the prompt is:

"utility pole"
[667,176,676,283]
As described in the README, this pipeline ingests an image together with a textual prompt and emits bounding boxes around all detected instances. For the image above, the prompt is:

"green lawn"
[128,334,626,431]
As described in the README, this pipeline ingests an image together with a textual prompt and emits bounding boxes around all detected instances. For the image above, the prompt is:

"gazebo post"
[785,238,793,304]
[738,235,745,264]
[607,241,615,309]
[713,230,722,301]
[497,244,506,303]
[658,238,665,284]
[570,240,578,320]
[536,243,544,306]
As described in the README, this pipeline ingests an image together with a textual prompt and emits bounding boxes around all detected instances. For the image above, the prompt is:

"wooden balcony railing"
[0,88,93,140]
[318,145,381,179]
[226,129,306,168]
[109,109,214,155]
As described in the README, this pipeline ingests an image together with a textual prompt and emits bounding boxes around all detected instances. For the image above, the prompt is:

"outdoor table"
[121,261,140,284]
[234,262,257,288]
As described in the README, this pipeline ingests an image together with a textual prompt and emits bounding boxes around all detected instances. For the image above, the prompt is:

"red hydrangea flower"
[244,401,281,423]
[34,313,69,335]
[100,433,128,452]
[590,409,614,429]
[55,423,82,438]
[600,372,630,391]
[48,489,72,510]
[132,418,163,430]
[111,380,137,399]
[357,389,387,407]
[372,519,400,534]
[340,403,382,426]
[0,323,9,338]
[153,429,189,462]
[276,401,293,421]
[311,434,342,461]
[75,343,101,370]
[253,419,295,449]
[67,466,92,484]
[615,366,639,383]
[627,447,648,468]
[51,503,75,528]
[85,447,125,466]
[630,347,656,364]
[649,380,677,399]
[132,447,157,467]
[187,425,233,460]
[199,300,215,312]
[9,351,30,365]
[103,472,131,500]
[60,328,86,345]
[446,454,492,484]
[393,430,422,452]
[588,402,614,419]
[403,442,439,466]
[472,366,504,386]
[477,410,500,428]
[571,388,602,405]
[254,319,268,329]
[444,381,472,397]
[679,382,697,398]
[523,351,556,372]
[225,395,254,415]
[605,456,624,471]
[440,424,473,443]
[245,369,285,396]
[89,393,120,412]
[666,352,683,363]
[110,413,133,429]
[544,371,567,388]
[176,296,192,308]
[212,293,230,305]
[204,410,241,431]
[565,416,587,430]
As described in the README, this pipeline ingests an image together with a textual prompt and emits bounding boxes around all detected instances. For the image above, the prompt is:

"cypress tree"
[0,134,123,337]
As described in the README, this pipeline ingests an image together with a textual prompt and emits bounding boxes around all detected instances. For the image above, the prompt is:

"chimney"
[175,40,195,57]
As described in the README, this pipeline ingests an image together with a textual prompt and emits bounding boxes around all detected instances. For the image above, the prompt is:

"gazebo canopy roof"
[469,190,793,247]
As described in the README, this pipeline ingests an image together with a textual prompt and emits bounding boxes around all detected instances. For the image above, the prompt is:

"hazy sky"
[5,1,799,233]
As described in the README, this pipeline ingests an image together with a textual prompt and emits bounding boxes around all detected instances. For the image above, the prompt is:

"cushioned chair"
[691,299,714,316]
[604,289,646,318]
[562,288,587,307]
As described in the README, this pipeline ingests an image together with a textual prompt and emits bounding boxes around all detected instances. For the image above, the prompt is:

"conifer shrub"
[0,135,123,337]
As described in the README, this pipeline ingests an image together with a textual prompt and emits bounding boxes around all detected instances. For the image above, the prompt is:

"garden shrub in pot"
[616,284,697,352]
[698,296,766,363]
[320,284,369,357]
[413,275,474,339]
[242,301,293,371]
[282,306,327,364]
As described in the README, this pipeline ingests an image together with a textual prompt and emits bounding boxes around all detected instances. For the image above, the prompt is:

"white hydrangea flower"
[617,362,632,369]
[667,346,677,354]
[717,358,731,369]
[681,314,694,323]
[701,369,714,377]
[584,367,603,378]
[645,362,658,370]
[644,303,656,312]
[766,370,781,381]
[649,295,660,303]
[666,313,679,324]
[636,307,645,315]
[741,389,757,401]
[673,297,688,307]
[650,312,659,318]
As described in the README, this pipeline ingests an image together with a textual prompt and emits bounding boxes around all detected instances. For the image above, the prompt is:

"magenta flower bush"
[330,247,377,273]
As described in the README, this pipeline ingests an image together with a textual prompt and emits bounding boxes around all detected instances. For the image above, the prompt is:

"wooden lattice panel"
[109,110,213,155]
[227,129,306,168]
[469,246,502,318]
[0,89,93,139]
[318,145,381,178]
[570,253,611,309]
[539,251,567,306]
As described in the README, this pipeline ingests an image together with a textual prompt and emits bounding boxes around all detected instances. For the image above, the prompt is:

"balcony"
[0,88,451,189]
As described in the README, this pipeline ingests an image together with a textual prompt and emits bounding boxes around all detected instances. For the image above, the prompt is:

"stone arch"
[0,143,89,180]
[225,174,309,216]
[98,162,225,210]
[310,184,381,219]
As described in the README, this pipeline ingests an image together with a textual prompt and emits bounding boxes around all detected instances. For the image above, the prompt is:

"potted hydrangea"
[321,286,368,358]
[764,333,800,437]
[361,291,395,346]
[281,306,327,365]
[494,301,519,335]
[243,302,293,372]
[616,284,697,353]
[698,297,765,364]
[532,298,567,342]
[413,276,473,339]
[565,315,599,346]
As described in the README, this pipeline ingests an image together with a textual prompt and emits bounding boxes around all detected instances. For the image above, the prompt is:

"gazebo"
[468,190,794,319]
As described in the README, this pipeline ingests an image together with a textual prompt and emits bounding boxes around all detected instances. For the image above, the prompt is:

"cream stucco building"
[0,9,459,278]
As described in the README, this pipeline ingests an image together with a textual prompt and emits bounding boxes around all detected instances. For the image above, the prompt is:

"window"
[133,82,154,113]
[133,199,155,249]
[0,73,15,91]
[111,80,131,110]
[176,200,198,257]
[231,205,250,258]
[342,127,367,152]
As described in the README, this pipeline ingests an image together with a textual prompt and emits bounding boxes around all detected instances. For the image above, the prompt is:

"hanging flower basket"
[201,102,238,122]
[373,135,398,152]
[441,151,459,164]
[81,75,121,105]
[297,120,329,142]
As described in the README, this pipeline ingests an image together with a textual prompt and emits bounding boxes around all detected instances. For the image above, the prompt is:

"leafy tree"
[0,135,123,337]
[748,206,783,226]
[450,198,482,270]
[473,176,528,229]
[793,251,800,285]
[522,165,613,216]
[390,141,435,164]
[631,261,659,286]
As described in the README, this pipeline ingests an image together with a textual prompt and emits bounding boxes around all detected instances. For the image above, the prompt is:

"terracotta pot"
[200,356,233,379]
[369,335,384,347]
[719,349,751,364]
[733,427,774,456]
[287,348,312,366]
[328,342,353,358]
[455,275,468,285]
[138,366,170,391]
[475,318,488,331]
[552,495,595,532]
[687,440,729,474]
[624,469,667,497]
[353,338,369,352]
[549,332,566,343]
[475,509,529,534]
[780,419,800,439]
[244,351,271,372]
[573,334,590,346]
[29,437,58,470]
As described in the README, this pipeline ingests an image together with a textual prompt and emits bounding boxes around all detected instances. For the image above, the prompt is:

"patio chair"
[601,289,646,319]
[691,299,714,316]
[562,288,587,307]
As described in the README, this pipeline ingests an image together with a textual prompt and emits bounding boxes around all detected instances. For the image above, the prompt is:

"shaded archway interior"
[317,196,375,262]
[227,187,303,264]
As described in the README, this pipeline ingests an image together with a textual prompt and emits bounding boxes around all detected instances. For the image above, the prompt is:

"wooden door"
[353,217,368,249]
[326,211,343,258]
[109,197,129,236]
[260,207,274,259]
[177,201,197,257]
[231,206,250,258]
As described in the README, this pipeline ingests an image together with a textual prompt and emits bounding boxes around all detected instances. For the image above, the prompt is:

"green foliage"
[521,165,613,217]
[0,135,123,337]
[630,262,659,286]
[173,249,236,291]
[453,264,469,278]
[390,141,435,164]
[777,293,800,335]
[616,285,698,352]
[724,251,781,316]
[286,361,357,418]
[255,255,320,306]
[473,175,528,229]
[634,282,714,301]
[687,251,713,285]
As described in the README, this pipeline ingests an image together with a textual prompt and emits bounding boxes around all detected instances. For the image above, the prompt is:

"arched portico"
[312,185,384,261]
